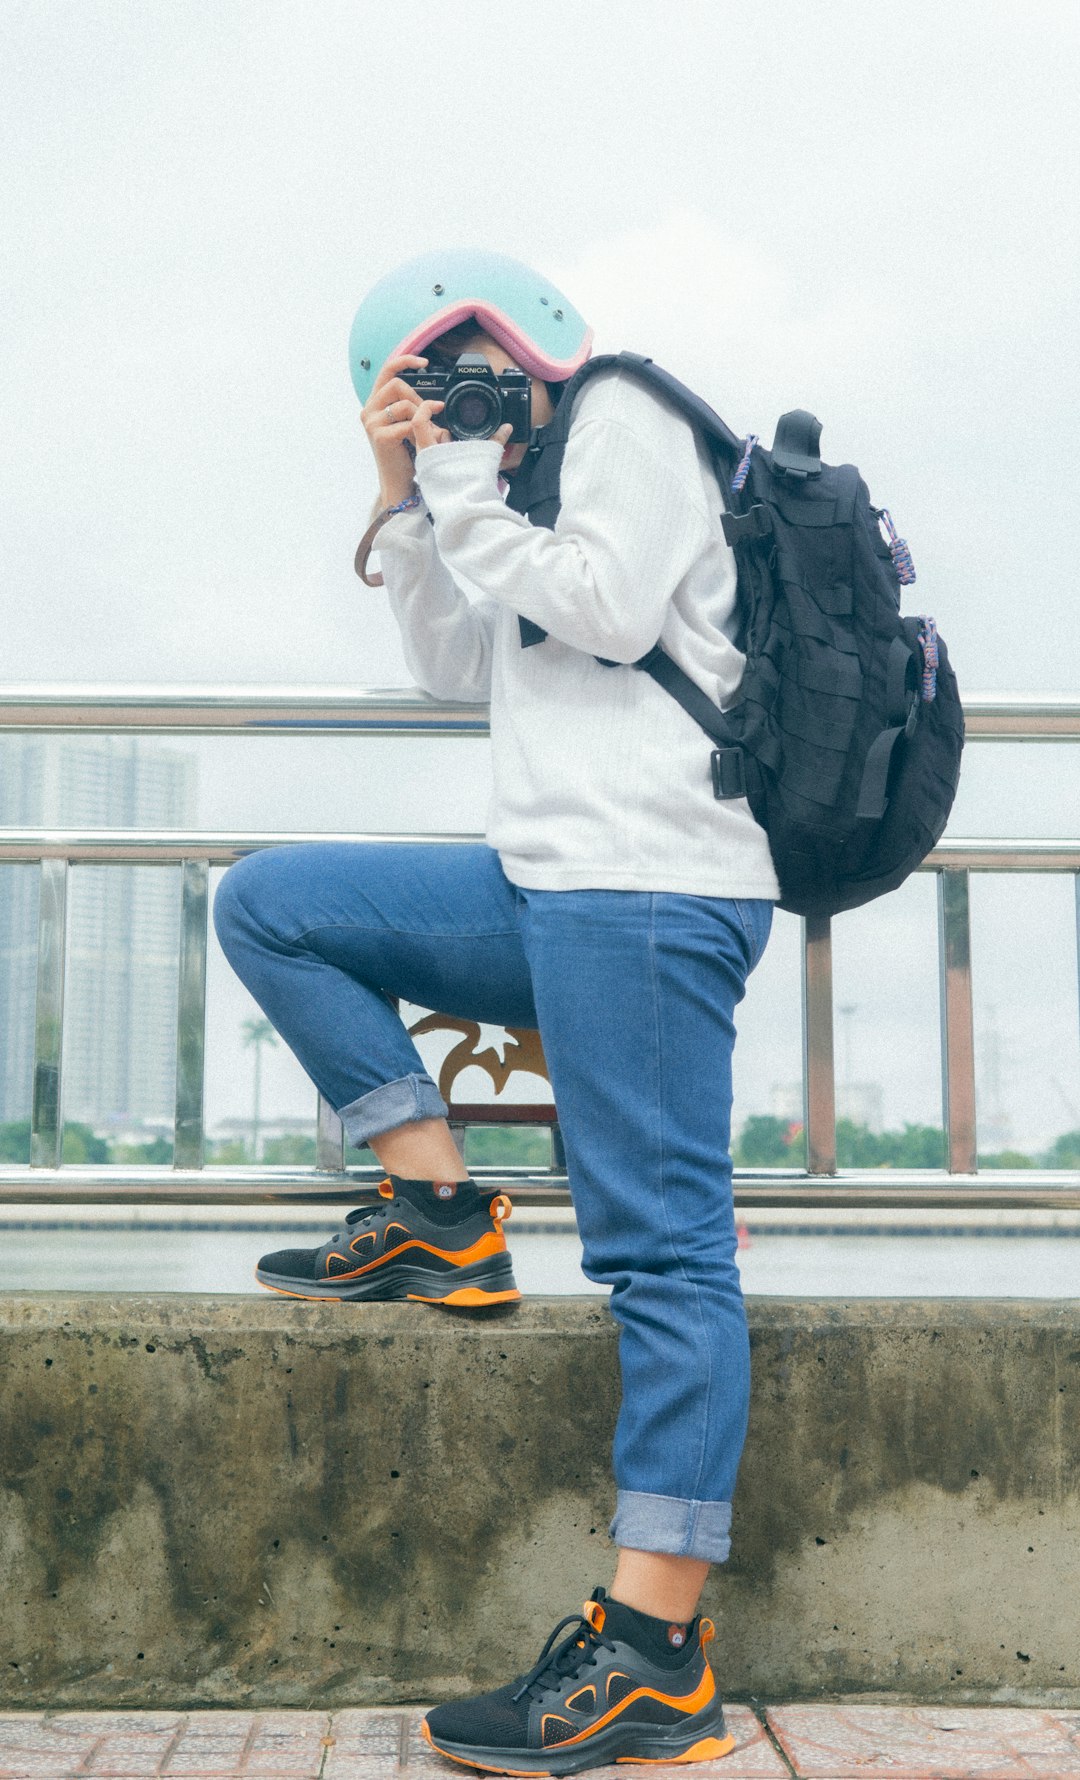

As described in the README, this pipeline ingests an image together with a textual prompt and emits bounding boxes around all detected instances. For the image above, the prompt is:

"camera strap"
[354,487,424,587]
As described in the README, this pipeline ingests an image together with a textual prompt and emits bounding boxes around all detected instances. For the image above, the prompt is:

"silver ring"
[384,402,396,420]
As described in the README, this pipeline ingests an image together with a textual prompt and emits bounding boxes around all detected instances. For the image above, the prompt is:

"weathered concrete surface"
[1,1293,1078,1709]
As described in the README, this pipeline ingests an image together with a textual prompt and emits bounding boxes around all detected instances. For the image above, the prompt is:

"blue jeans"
[212,842,772,1563]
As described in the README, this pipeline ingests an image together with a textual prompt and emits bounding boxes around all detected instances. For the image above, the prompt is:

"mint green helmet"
[348,247,593,408]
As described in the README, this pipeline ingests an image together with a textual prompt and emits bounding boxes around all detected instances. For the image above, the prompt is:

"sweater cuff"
[414,439,505,509]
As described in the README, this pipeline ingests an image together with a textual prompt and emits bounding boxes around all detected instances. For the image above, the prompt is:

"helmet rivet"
[553,309,563,320]
[360,357,370,370]
[540,297,549,306]
[432,283,444,295]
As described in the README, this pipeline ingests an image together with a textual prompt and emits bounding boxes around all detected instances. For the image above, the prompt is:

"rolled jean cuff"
[609,1490,733,1564]
[338,1073,449,1149]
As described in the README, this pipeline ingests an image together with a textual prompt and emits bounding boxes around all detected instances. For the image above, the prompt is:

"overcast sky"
[2,1,1078,1151]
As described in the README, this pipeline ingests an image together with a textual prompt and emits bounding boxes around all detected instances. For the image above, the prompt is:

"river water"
[2,1226,1079,1297]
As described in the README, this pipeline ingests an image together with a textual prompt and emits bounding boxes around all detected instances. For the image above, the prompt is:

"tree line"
[733,1114,1080,1171]
[0,1117,1078,1171]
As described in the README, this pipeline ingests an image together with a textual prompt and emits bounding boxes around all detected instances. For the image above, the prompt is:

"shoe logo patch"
[434,1182,457,1199]
[667,1624,688,1648]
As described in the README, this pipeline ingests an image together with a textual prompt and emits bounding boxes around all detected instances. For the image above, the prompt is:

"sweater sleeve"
[411,377,712,665]
[374,503,497,703]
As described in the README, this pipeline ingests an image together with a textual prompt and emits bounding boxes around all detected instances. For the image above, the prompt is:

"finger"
[410,417,448,451]
[362,419,419,448]
[362,413,414,439]
[363,394,434,437]
[362,386,425,429]
[494,423,513,444]
[370,354,429,397]
[369,381,422,410]
[408,407,446,447]
[378,375,432,404]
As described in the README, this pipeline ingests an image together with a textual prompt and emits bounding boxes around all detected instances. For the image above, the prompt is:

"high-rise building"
[0,737,197,1131]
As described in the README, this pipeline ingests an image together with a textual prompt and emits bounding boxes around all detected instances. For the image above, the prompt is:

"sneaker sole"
[421,1708,735,1775]
[254,1254,521,1307]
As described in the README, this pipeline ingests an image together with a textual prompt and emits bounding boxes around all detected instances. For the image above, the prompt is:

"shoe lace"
[511,1611,617,1705]
[326,1183,395,1249]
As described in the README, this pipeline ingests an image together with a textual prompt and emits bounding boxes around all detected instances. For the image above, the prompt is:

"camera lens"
[445,381,499,438]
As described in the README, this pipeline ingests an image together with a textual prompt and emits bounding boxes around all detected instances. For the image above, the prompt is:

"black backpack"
[503,350,965,918]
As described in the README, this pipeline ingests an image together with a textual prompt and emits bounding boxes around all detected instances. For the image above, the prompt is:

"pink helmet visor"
[392,299,594,383]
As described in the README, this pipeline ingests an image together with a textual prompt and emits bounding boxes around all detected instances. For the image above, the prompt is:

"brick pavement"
[1,1704,1080,1778]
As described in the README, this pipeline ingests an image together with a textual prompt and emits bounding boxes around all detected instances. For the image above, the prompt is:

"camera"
[401,353,532,442]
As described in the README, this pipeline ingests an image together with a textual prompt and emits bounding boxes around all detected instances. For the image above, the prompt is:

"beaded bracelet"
[354,486,422,586]
[384,489,422,519]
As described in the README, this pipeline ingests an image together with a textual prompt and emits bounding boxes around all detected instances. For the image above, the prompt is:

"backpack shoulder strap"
[506,352,750,650]
[505,350,746,531]
[613,352,746,459]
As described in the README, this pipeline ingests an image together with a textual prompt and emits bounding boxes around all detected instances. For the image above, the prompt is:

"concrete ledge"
[2,1294,1078,1708]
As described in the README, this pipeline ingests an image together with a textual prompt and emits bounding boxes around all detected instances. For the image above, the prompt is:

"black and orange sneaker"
[254,1175,520,1307]
[422,1587,735,1774]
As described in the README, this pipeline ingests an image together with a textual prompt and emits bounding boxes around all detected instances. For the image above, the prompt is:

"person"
[211,247,779,1774]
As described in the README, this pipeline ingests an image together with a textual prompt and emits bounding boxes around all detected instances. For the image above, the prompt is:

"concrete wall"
[1,1293,1078,1709]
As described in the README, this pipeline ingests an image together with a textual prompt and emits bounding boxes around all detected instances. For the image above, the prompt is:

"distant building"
[211,1115,315,1145]
[0,865,37,1126]
[0,736,196,1129]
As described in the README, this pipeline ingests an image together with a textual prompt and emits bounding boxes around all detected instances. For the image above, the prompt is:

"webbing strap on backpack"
[854,617,925,821]
[633,645,764,803]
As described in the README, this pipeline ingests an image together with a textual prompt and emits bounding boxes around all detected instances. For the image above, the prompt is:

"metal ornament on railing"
[405,1015,551,1103]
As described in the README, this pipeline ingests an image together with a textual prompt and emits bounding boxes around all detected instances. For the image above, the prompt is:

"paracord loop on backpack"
[731,435,759,494]
[877,508,917,584]
[917,616,939,701]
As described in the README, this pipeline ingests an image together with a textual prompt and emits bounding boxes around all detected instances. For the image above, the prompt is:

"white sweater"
[376,366,780,899]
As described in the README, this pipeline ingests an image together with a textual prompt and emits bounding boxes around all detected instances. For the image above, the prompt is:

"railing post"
[316,1096,345,1172]
[802,913,837,1174]
[30,857,68,1169]
[174,860,209,1170]
[1075,871,1080,1109]
[938,869,978,1173]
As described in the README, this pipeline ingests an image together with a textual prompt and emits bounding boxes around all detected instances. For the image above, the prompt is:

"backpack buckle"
[711,748,746,800]
[721,504,773,546]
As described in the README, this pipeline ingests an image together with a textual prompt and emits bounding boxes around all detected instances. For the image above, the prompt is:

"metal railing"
[1,686,1078,1208]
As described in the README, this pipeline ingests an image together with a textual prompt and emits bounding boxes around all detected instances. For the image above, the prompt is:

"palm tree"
[241,1017,278,1162]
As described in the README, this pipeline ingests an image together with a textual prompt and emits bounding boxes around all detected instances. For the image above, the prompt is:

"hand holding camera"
[361,354,436,508]
[363,352,526,507]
